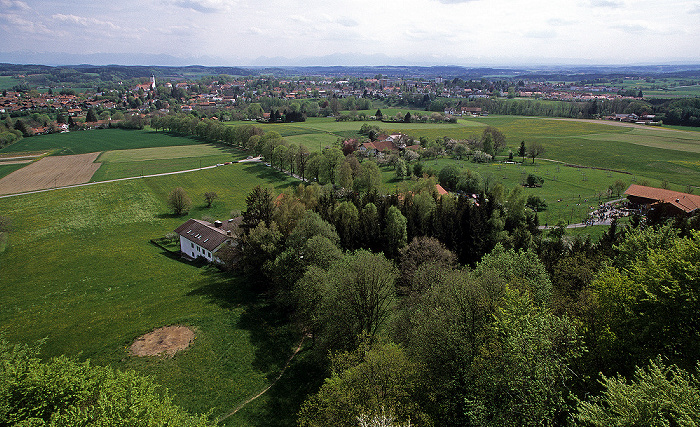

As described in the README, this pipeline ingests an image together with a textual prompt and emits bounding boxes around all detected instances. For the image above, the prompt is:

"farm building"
[174,218,241,262]
[624,184,700,216]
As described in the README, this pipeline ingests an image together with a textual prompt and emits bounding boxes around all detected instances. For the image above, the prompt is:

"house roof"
[174,218,236,252]
[624,184,700,214]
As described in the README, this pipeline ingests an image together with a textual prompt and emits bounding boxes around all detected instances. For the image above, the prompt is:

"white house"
[173,218,240,263]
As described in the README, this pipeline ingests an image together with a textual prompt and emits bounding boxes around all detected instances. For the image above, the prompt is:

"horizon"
[1,0,698,69]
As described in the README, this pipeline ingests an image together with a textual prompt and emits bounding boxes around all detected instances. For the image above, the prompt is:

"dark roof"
[624,184,700,214]
[174,219,234,252]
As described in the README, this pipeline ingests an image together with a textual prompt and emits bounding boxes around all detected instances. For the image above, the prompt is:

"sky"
[0,0,699,66]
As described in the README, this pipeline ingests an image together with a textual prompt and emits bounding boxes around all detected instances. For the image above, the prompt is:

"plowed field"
[0,152,101,195]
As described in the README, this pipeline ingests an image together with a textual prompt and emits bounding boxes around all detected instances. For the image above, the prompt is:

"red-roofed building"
[174,218,241,262]
[624,184,700,216]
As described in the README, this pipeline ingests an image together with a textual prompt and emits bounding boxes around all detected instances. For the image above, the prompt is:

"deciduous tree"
[167,187,191,216]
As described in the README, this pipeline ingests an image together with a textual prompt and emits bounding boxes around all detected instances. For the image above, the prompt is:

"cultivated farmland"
[0,152,100,195]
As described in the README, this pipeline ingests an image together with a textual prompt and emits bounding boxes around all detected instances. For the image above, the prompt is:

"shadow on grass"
[187,271,323,426]
[242,164,300,190]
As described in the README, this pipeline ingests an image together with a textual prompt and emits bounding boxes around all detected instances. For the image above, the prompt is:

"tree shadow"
[186,271,299,376]
[185,270,323,426]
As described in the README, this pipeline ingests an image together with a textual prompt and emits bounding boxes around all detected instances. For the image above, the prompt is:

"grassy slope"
[0,164,305,426]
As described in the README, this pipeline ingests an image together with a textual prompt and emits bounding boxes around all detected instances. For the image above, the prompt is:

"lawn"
[393,156,638,225]
[0,164,306,426]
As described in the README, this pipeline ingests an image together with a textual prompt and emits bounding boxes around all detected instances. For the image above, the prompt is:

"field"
[92,144,247,181]
[0,152,101,195]
[0,75,21,90]
[0,163,312,426]
[246,115,700,189]
[0,128,204,156]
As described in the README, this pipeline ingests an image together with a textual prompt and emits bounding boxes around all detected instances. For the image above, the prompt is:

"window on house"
[191,242,194,248]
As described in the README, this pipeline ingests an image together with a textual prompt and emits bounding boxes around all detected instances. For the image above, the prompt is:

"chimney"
[214,220,222,228]
[226,230,232,236]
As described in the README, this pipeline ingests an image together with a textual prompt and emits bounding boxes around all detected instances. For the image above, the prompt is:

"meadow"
[0,128,205,156]
[0,163,310,426]
[247,114,700,190]
[92,144,247,181]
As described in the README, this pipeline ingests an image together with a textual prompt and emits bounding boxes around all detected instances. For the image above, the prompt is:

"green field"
[0,129,205,156]
[0,163,28,180]
[0,164,309,426]
[92,144,248,181]
[0,76,21,90]
[244,115,700,189]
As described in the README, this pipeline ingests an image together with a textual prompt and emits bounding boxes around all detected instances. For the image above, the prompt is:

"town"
[3,64,691,140]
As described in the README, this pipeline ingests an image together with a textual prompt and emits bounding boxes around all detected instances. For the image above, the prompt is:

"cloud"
[0,13,50,34]
[53,14,120,30]
[547,18,577,26]
[434,0,478,3]
[589,0,623,7]
[612,21,652,33]
[0,0,30,11]
[524,29,558,38]
[335,17,359,27]
[690,3,700,13]
[171,0,232,13]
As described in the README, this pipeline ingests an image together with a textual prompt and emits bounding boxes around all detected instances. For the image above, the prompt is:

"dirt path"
[217,335,307,423]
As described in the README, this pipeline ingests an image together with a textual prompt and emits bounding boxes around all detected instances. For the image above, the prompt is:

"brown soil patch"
[130,326,195,357]
[0,152,101,195]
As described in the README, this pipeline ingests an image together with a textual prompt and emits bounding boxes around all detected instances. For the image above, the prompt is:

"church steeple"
[150,74,156,90]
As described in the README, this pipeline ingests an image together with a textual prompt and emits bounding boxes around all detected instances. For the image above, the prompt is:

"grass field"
[242,115,700,189]
[0,76,21,90]
[0,129,205,156]
[0,164,308,426]
[92,144,248,181]
[0,163,28,180]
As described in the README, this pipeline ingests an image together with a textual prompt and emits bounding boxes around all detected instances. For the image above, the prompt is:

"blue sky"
[1,0,698,66]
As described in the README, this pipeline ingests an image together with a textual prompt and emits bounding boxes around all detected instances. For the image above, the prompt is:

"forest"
[218,175,700,427]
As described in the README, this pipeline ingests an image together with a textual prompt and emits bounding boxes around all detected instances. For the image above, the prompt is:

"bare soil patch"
[0,152,100,195]
[130,325,195,357]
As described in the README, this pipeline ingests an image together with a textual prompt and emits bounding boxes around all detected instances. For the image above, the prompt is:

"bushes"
[471,150,492,163]
[525,174,544,187]
[0,339,211,426]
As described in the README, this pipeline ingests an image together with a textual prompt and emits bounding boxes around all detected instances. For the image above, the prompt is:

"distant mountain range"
[1,50,700,80]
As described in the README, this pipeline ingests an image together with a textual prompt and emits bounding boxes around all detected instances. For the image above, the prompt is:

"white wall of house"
[179,236,213,261]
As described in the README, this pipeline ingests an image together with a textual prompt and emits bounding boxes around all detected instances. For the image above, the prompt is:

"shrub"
[525,174,544,187]
[472,150,493,163]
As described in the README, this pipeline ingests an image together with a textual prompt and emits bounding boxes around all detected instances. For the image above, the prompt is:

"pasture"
[0,164,307,426]
[92,144,247,181]
[247,115,700,189]
[0,128,204,156]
